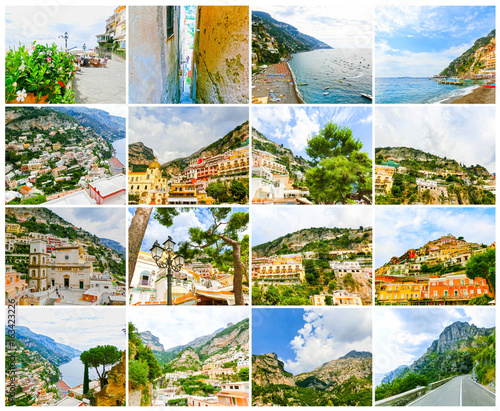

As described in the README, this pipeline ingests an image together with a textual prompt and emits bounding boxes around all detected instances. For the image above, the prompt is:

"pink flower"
[47,57,52,62]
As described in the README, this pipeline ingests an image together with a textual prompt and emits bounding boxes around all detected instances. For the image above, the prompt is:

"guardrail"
[375,376,455,407]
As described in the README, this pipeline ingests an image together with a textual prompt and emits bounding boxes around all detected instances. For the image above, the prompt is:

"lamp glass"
[164,237,175,252]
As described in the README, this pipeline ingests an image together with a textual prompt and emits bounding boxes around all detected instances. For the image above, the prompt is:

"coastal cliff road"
[408,375,495,407]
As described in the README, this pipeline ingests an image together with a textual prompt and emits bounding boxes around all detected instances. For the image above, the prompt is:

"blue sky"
[252,207,372,247]
[254,5,372,48]
[375,207,495,268]
[376,105,496,173]
[253,308,372,374]
[127,207,249,253]
[129,107,249,164]
[5,6,116,51]
[374,307,495,381]
[376,6,496,77]
[10,307,126,351]
[252,106,372,161]
[47,207,126,246]
[130,307,249,351]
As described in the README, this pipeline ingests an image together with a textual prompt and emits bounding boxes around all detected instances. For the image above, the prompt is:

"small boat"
[348,83,352,86]
[298,83,309,86]
[339,80,343,83]
[314,77,318,80]
[485,84,496,88]
[325,86,329,90]
[361,93,372,100]
[323,92,329,96]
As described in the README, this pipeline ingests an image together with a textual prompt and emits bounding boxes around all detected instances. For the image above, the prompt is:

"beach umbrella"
[68,48,85,54]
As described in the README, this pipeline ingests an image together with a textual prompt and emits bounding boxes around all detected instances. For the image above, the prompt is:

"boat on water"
[314,77,318,80]
[339,80,343,83]
[323,92,329,96]
[325,86,329,90]
[485,84,496,88]
[298,83,309,86]
[361,93,372,100]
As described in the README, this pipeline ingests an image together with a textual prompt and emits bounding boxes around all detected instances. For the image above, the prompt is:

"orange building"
[425,273,491,303]
[5,266,28,304]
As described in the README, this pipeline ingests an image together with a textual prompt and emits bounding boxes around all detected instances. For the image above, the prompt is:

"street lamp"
[83,43,86,51]
[59,32,69,52]
[150,237,185,305]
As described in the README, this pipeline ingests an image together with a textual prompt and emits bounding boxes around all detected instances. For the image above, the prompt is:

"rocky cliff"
[140,331,165,352]
[294,351,372,391]
[381,365,409,384]
[252,353,295,387]
[198,318,249,359]
[128,142,157,169]
[6,107,78,131]
[425,321,492,355]
[169,347,202,371]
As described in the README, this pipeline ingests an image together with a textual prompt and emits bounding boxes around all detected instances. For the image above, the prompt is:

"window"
[166,6,175,39]
[444,290,448,297]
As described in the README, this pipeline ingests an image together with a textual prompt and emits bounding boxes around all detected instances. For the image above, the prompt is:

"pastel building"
[252,254,305,284]
[374,165,395,195]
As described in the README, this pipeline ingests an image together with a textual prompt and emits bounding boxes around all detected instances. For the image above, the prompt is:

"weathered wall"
[192,6,249,104]
[129,6,181,103]
[95,351,126,406]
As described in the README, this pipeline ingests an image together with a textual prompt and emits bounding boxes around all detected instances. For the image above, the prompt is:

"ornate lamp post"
[150,236,185,305]
[83,43,86,51]
[59,32,69,51]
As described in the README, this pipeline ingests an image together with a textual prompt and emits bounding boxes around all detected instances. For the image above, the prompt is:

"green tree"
[229,180,247,202]
[20,195,47,205]
[305,122,372,204]
[466,248,495,296]
[79,345,122,389]
[206,181,229,203]
[238,367,249,381]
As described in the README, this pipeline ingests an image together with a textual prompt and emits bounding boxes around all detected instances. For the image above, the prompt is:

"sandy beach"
[252,62,304,104]
[449,82,496,104]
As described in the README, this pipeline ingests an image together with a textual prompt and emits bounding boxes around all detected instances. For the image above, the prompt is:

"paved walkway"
[74,59,126,104]
[180,91,193,104]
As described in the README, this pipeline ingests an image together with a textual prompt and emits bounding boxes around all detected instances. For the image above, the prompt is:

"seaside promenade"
[252,62,303,104]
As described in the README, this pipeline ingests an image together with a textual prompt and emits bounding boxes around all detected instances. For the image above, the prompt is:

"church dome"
[148,158,162,170]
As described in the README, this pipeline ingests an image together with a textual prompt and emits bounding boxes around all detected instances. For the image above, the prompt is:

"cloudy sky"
[253,308,372,374]
[129,307,249,350]
[254,4,372,48]
[376,6,495,77]
[374,307,495,383]
[129,107,249,164]
[375,207,495,268]
[5,6,116,51]
[376,105,495,173]
[252,106,372,161]
[252,207,372,247]
[12,307,126,351]
[47,207,126,246]
[127,207,249,253]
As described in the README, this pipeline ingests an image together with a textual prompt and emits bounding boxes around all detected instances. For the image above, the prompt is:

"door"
[64,278,69,287]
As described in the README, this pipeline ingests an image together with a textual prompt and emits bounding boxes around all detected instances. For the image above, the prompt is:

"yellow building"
[218,146,250,176]
[376,281,422,305]
[253,254,305,284]
[6,223,27,234]
[375,165,395,195]
[310,291,362,306]
[128,158,169,204]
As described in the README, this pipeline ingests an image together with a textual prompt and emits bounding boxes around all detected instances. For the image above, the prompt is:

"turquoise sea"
[112,138,126,165]
[288,49,372,104]
[59,357,99,388]
[375,78,480,104]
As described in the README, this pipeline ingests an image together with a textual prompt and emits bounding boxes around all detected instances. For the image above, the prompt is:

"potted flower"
[5,42,77,104]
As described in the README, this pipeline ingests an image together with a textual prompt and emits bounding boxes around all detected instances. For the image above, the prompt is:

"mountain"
[167,347,202,371]
[128,121,249,175]
[140,331,165,352]
[128,142,157,170]
[253,226,371,258]
[252,351,372,406]
[52,106,126,142]
[8,325,80,365]
[253,11,332,53]
[6,107,79,131]
[376,321,495,401]
[253,127,309,168]
[441,29,495,77]
[381,365,409,384]
[99,237,126,255]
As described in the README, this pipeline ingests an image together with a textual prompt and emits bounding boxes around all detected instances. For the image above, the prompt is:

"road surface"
[408,375,495,407]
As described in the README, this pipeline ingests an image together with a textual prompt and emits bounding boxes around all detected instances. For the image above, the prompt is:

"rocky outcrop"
[128,142,156,167]
[169,347,202,371]
[294,351,372,391]
[5,107,77,131]
[428,321,492,354]
[198,319,249,358]
[252,353,295,387]
[140,331,165,352]
[95,351,126,406]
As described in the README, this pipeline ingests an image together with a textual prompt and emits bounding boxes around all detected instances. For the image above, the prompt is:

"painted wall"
[129,6,181,103]
[192,6,249,104]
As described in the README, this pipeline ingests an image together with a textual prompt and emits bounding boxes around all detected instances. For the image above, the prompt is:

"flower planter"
[6,92,49,104]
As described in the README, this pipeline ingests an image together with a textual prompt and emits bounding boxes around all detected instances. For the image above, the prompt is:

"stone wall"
[129,6,181,103]
[95,351,126,406]
[191,6,249,103]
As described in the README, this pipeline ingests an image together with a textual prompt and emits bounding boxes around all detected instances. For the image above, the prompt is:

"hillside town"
[5,109,125,205]
[375,235,495,305]
[128,144,249,205]
[252,227,373,305]
[5,210,126,306]
[130,251,249,306]
[375,149,495,205]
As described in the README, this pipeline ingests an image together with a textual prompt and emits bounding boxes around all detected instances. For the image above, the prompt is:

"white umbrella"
[68,48,86,54]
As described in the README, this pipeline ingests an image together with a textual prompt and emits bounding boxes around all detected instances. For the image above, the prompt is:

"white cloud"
[284,308,372,374]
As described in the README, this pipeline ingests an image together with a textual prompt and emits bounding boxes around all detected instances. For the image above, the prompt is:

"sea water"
[59,357,99,388]
[288,48,372,104]
[375,78,479,104]
[112,138,126,165]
